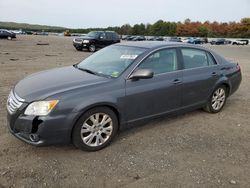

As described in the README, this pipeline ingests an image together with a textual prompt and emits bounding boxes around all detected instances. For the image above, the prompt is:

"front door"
[98,32,107,48]
[124,48,183,123]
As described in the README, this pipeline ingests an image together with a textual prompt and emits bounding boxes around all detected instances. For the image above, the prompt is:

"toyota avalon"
[6,42,242,151]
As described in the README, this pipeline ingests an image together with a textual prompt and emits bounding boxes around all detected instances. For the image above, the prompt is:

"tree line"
[1,18,249,38]
[101,18,250,38]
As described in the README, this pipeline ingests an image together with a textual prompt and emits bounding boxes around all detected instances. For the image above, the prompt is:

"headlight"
[24,100,59,116]
[83,40,89,43]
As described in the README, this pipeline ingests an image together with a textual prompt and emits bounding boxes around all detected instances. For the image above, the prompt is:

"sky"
[0,0,249,28]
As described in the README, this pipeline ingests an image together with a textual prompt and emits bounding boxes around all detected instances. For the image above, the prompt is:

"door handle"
[173,79,182,85]
[211,72,217,77]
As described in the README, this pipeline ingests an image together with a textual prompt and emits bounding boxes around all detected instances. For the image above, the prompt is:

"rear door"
[105,32,115,45]
[112,32,120,43]
[180,48,219,107]
[124,48,183,122]
[98,32,108,48]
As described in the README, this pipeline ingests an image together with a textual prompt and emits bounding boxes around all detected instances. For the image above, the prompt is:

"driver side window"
[99,33,106,40]
[139,49,178,75]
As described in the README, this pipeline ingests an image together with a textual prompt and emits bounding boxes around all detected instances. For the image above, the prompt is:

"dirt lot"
[0,36,249,188]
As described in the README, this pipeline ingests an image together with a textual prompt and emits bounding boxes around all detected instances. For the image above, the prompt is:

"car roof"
[0,29,11,33]
[115,41,208,50]
[90,31,116,33]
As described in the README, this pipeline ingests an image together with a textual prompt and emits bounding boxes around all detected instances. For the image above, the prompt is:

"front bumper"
[7,107,75,146]
[73,41,90,49]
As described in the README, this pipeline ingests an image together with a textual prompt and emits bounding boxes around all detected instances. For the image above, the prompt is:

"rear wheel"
[204,86,227,113]
[72,107,118,151]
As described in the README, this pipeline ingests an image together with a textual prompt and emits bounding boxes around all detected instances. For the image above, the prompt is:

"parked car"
[25,31,34,35]
[73,31,120,52]
[154,37,164,41]
[200,37,208,44]
[126,36,136,41]
[34,31,49,36]
[7,42,242,151]
[210,38,231,45]
[187,38,202,44]
[0,29,16,39]
[132,36,146,41]
[181,37,192,43]
[232,39,249,45]
[147,37,155,41]
[10,30,26,35]
[169,37,182,42]
[122,35,130,40]
[147,37,164,41]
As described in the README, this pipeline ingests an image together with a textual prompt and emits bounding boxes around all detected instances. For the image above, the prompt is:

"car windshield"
[76,45,147,78]
[86,31,100,38]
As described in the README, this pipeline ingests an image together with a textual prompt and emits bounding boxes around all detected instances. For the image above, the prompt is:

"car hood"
[76,36,95,40]
[14,66,109,102]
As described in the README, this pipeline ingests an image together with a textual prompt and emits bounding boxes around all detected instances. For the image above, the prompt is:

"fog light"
[29,134,40,142]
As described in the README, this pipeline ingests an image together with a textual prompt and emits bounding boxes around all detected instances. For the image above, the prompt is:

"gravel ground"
[0,35,249,188]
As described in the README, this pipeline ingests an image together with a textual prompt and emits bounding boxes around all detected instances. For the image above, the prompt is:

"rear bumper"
[229,71,242,96]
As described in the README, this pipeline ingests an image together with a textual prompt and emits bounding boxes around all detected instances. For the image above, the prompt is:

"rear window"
[112,32,119,40]
[181,48,216,69]
[207,52,216,65]
[106,32,113,40]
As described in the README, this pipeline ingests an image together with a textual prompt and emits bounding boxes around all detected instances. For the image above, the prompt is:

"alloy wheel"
[211,88,226,111]
[80,113,113,147]
[89,44,96,52]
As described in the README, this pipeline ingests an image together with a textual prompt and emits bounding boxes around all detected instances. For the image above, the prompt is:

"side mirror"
[99,35,105,39]
[129,69,154,80]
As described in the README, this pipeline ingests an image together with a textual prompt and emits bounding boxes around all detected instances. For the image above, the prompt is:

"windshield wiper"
[73,64,98,75]
[73,64,112,78]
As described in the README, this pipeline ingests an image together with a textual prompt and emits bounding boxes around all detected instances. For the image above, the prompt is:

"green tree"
[119,24,132,35]
[198,25,209,37]
[132,23,146,35]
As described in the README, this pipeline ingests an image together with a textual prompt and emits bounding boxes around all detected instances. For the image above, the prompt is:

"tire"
[7,36,12,40]
[75,47,83,51]
[203,85,227,113]
[88,44,96,52]
[72,107,118,151]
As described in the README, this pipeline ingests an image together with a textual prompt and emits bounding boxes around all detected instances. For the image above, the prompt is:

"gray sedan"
[7,42,242,151]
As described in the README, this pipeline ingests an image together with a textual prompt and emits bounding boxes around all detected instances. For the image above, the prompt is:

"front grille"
[7,90,25,114]
[74,38,83,42]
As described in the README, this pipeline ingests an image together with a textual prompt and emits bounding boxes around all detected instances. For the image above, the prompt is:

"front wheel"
[204,86,227,113]
[72,107,118,151]
[75,47,83,51]
[88,44,96,52]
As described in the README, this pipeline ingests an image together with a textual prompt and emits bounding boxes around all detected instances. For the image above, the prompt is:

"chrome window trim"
[126,46,179,79]
[126,46,219,80]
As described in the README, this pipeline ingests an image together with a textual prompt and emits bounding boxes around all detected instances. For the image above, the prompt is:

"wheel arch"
[70,103,122,141]
[213,76,232,97]
[220,82,230,96]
